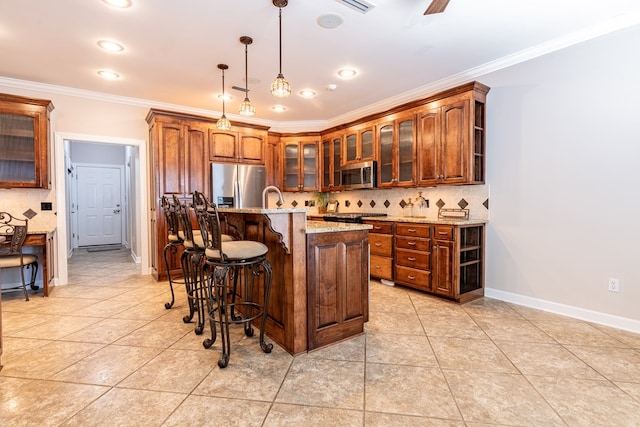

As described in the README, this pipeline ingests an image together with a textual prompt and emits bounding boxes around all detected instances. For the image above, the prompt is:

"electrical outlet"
[608,278,620,292]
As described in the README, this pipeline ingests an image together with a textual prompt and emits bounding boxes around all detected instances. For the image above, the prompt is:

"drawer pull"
[374,242,382,247]
[438,231,448,235]
[408,228,416,233]
[407,241,416,246]
[408,275,416,280]
[407,257,416,261]
[374,226,381,230]
[374,265,381,269]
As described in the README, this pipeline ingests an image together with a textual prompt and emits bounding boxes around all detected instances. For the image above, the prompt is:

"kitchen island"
[218,208,371,354]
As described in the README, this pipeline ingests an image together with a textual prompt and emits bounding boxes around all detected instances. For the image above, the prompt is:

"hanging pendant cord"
[278,7,283,74]
[221,69,226,115]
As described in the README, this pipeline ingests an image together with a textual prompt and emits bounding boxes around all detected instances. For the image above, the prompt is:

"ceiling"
[1,0,640,129]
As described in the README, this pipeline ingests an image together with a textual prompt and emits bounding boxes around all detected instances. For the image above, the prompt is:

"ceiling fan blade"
[424,0,450,15]
[231,85,249,93]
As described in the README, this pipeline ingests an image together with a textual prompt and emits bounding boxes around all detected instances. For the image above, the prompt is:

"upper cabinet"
[209,127,266,164]
[0,93,54,189]
[417,83,488,186]
[344,124,374,164]
[321,132,342,191]
[377,112,417,188]
[282,136,319,192]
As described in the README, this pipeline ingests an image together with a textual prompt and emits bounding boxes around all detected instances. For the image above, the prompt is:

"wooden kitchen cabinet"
[394,223,431,291]
[209,127,266,164]
[321,132,342,191]
[377,111,417,188]
[282,136,319,192]
[307,229,369,350]
[0,93,54,188]
[366,220,394,281]
[417,82,489,186]
[344,124,374,164]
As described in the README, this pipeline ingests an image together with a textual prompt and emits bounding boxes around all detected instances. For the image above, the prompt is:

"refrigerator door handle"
[234,179,242,208]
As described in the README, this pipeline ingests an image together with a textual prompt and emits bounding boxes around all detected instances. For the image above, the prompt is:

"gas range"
[322,212,388,224]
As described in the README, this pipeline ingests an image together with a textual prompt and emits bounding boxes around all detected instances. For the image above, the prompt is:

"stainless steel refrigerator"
[210,163,266,208]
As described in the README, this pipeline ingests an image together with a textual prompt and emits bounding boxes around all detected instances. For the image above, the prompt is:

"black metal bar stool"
[173,195,207,334]
[193,191,273,368]
[160,196,185,309]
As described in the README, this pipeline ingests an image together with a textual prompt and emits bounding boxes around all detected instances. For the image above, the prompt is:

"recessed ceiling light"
[317,13,344,29]
[326,84,337,91]
[97,40,124,52]
[102,0,132,8]
[217,94,232,101]
[338,68,357,78]
[97,70,120,80]
[271,105,286,112]
[299,89,316,98]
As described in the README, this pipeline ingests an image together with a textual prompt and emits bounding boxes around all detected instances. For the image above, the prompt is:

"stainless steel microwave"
[340,161,377,190]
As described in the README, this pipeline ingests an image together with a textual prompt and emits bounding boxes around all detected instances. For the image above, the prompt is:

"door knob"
[113,209,121,214]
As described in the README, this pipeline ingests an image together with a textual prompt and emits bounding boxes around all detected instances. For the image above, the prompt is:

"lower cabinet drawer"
[370,234,393,256]
[395,248,429,269]
[370,254,393,280]
[395,265,430,290]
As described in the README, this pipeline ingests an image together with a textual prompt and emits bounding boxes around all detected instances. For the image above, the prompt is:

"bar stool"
[193,192,273,368]
[173,195,207,334]
[160,196,184,310]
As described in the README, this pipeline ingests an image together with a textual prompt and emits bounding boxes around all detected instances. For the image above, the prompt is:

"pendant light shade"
[271,0,290,98]
[238,36,256,116]
[216,64,231,130]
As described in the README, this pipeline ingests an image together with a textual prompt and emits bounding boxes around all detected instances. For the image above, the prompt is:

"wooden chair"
[0,212,39,301]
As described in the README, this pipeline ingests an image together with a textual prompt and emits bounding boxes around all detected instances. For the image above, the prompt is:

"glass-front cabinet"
[321,132,342,191]
[282,137,319,192]
[377,112,416,188]
[0,94,54,188]
[344,124,374,164]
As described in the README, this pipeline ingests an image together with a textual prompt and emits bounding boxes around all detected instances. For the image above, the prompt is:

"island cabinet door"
[306,230,369,350]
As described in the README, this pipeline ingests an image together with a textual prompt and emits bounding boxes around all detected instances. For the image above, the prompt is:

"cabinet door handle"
[374,226,381,230]
[408,275,416,280]
[374,265,381,269]
[374,242,382,247]
[408,257,416,261]
[407,241,416,246]
[438,231,448,235]
[408,228,416,233]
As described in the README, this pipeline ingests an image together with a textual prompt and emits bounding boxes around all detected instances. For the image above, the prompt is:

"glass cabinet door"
[0,113,37,184]
[378,124,393,185]
[361,129,373,160]
[284,143,299,190]
[322,139,331,189]
[302,142,317,190]
[345,133,357,163]
[332,137,341,187]
[398,118,414,184]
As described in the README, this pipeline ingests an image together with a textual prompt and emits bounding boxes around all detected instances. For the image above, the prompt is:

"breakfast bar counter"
[218,208,370,354]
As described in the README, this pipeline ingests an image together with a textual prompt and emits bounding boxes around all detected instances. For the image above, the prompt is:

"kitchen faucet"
[262,185,284,209]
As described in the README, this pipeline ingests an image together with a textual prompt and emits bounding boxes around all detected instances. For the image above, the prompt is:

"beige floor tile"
[50,285,129,300]
[59,317,150,344]
[527,375,640,426]
[566,345,640,383]
[0,311,54,335]
[8,314,103,340]
[418,313,488,339]
[0,339,103,379]
[365,310,425,335]
[50,344,163,386]
[111,301,175,321]
[462,297,524,319]
[533,320,627,347]
[615,381,640,403]
[496,341,604,380]
[366,332,438,366]
[265,403,363,427]
[410,294,470,318]
[113,319,193,348]
[474,317,556,343]
[194,342,293,401]
[60,387,186,427]
[118,348,216,393]
[21,297,104,315]
[430,337,518,373]
[276,357,364,410]
[0,379,108,426]
[0,377,34,402]
[590,323,640,349]
[71,298,143,318]
[306,334,365,362]
[506,303,584,322]
[366,363,461,419]
[365,412,465,427]
[164,395,270,426]
[443,370,564,426]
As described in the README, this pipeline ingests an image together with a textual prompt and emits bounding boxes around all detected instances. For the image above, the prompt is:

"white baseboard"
[485,287,640,334]
[130,249,141,264]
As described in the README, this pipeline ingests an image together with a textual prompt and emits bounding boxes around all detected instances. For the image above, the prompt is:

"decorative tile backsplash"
[275,184,490,220]
[0,188,57,231]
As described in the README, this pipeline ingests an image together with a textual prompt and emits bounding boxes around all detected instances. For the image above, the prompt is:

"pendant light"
[216,64,231,130]
[271,0,291,98]
[238,36,256,116]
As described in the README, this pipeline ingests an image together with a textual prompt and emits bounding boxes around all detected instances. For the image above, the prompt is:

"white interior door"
[77,165,122,246]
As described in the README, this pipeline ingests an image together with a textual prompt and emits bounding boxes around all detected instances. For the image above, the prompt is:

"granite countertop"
[305,220,373,234]
[366,216,487,226]
[218,207,308,214]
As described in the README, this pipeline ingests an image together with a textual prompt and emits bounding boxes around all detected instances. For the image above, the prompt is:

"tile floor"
[2,247,640,426]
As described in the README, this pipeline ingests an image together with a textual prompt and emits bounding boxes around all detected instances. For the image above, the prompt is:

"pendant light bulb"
[216,64,231,130]
[271,1,291,98]
[239,36,256,116]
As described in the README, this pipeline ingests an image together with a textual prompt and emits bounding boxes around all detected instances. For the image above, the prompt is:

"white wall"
[481,25,640,328]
